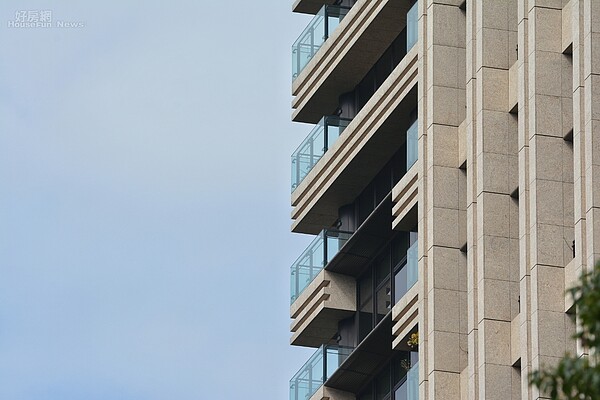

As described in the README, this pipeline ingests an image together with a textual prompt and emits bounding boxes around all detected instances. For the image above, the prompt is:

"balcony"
[290,267,356,347]
[292,0,419,123]
[290,345,353,400]
[291,49,419,234]
[292,5,351,81]
[291,229,352,304]
[292,116,351,193]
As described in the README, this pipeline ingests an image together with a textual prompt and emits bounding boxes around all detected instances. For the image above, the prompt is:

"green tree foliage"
[530,263,600,399]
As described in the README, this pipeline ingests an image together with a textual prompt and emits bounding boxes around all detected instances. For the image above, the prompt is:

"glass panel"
[292,5,351,80]
[394,358,419,400]
[289,345,353,400]
[406,119,418,170]
[393,239,418,304]
[406,1,419,52]
[291,229,352,304]
[407,360,419,400]
[291,116,351,192]
[406,239,418,291]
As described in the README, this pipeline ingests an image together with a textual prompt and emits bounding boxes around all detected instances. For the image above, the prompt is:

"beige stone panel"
[562,141,574,184]
[481,110,510,155]
[531,222,567,267]
[532,264,566,312]
[586,207,600,265]
[468,334,479,400]
[430,3,466,49]
[481,152,511,194]
[478,278,512,322]
[564,312,576,354]
[584,164,600,213]
[430,44,463,89]
[563,225,575,265]
[509,30,519,68]
[564,182,575,226]
[509,237,521,282]
[532,310,567,358]
[481,0,509,31]
[530,135,566,182]
[583,0,600,34]
[428,85,464,127]
[468,286,479,335]
[584,74,600,121]
[481,67,509,111]
[430,246,460,291]
[530,6,562,54]
[590,119,600,166]
[429,207,461,248]
[509,153,520,194]
[509,61,519,112]
[584,32,600,78]
[480,28,510,70]
[563,257,578,302]
[562,0,573,53]
[479,363,513,400]
[561,54,573,98]
[528,0,564,12]
[511,314,521,365]
[532,50,562,97]
[430,165,460,209]
[534,179,565,225]
[429,288,461,334]
[479,319,512,366]
[480,192,510,237]
[460,285,468,326]
[430,370,461,399]
[482,235,512,281]
[533,94,563,137]
[562,96,574,138]
[429,330,462,373]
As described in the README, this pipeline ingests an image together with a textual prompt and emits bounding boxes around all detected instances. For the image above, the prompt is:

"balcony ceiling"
[326,195,395,277]
[325,313,393,393]
[292,0,336,15]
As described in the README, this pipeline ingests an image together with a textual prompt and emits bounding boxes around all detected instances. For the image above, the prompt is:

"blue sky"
[0,1,316,398]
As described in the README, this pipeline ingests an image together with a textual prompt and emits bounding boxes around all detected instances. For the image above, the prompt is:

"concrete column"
[423,1,468,399]
[526,1,576,399]
[473,1,521,400]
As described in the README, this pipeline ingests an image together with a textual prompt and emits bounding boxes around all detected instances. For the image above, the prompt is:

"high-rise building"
[287,1,596,399]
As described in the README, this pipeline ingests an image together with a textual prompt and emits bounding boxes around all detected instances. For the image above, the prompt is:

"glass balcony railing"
[394,239,418,304]
[394,360,419,400]
[292,5,351,80]
[291,116,351,192]
[290,345,353,400]
[291,229,352,304]
[406,119,418,170]
[406,1,418,52]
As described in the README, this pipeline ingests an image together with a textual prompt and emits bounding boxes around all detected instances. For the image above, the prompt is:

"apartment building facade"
[287,1,598,399]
